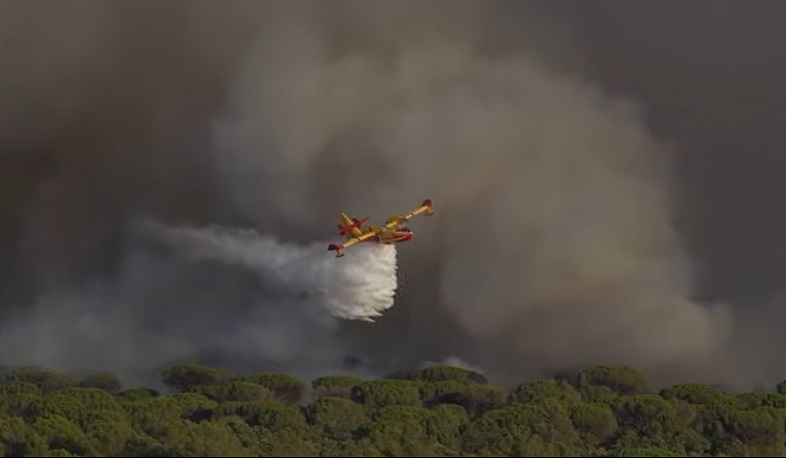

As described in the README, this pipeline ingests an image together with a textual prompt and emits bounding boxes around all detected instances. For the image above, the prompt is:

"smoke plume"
[0,220,393,387]
[207,1,734,385]
[2,0,783,389]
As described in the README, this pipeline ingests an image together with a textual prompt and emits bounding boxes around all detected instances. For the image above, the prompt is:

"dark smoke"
[537,0,786,389]
[0,0,784,390]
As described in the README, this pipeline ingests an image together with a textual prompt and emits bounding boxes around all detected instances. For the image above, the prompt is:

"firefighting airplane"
[327,199,434,258]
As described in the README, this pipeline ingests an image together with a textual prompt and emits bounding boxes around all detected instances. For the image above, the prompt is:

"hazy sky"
[1,0,784,389]
[540,0,786,304]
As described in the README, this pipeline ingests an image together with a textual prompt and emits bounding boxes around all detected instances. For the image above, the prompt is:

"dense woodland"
[1,362,786,457]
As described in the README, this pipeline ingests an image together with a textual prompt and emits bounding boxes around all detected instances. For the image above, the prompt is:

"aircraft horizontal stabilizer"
[328,243,345,258]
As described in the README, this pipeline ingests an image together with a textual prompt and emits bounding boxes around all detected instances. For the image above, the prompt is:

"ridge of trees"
[0,362,784,456]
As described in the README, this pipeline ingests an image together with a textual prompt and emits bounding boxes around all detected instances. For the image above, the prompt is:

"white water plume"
[147,222,399,322]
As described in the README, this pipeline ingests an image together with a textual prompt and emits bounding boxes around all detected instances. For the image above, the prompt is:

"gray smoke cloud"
[206,1,735,386]
[0,219,391,387]
[536,0,786,389]
[0,0,781,390]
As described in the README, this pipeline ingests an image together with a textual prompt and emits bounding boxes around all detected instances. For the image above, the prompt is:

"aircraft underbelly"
[377,231,411,244]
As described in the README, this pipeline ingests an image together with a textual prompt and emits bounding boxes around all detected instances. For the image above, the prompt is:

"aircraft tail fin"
[337,213,367,238]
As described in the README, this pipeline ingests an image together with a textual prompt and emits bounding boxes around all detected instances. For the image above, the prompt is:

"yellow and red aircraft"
[328,199,434,257]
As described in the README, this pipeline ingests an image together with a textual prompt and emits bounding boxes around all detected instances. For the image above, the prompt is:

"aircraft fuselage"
[328,199,432,258]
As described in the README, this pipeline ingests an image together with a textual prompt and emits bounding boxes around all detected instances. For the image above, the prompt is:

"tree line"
[0,361,785,456]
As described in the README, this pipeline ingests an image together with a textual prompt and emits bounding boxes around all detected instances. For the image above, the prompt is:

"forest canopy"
[0,362,784,457]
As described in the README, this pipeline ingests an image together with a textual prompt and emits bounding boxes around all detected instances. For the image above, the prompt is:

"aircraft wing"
[385,199,434,228]
[327,227,378,258]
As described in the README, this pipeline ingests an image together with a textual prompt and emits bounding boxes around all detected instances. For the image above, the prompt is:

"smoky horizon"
[1,0,785,391]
